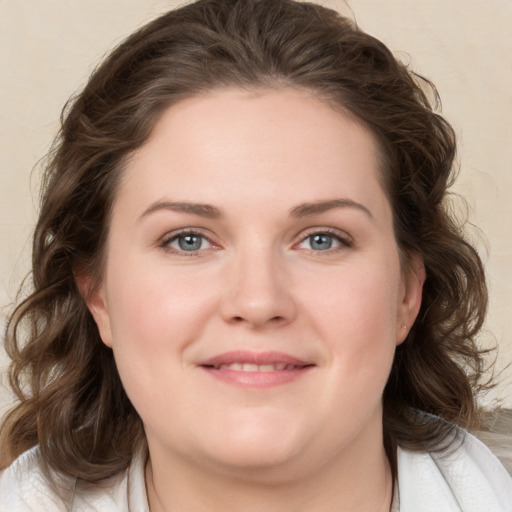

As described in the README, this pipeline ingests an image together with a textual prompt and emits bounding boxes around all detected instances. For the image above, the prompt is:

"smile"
[208,363,304,371]
[198,351,315,388]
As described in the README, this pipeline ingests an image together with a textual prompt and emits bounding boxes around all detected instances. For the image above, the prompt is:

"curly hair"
[1,0,490,484]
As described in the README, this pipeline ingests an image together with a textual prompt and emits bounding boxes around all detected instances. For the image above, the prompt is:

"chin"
[198,416,307,475]
[202,447,310,484]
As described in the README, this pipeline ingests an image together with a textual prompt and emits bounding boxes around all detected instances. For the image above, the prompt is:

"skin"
[86,88,424,511]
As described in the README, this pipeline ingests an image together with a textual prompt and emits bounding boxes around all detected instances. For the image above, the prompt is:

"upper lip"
[198,350,313,368]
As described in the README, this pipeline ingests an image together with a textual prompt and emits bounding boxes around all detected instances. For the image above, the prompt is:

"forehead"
[116,87,390,221]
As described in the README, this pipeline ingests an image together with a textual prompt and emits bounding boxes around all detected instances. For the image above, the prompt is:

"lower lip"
[200,366,313,389]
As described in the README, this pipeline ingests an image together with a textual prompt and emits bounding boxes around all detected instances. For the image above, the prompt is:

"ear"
[75,273,113,348]
[396,254,425,345]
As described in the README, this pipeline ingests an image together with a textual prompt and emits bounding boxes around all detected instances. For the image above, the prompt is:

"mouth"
[204,362,308,372]
[198,351,315,388]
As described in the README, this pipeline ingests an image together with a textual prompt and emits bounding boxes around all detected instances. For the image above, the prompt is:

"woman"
[1,0,511,510]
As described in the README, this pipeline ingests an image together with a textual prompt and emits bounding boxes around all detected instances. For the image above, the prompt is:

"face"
[87,88,423,480]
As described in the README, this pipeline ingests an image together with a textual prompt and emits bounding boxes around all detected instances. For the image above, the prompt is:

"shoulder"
[0,446,72,511]
[0,446,143,512]
[473,408,512,475]
[397,431,512,512]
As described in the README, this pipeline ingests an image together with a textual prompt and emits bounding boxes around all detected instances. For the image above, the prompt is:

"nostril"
[228,315,285,326]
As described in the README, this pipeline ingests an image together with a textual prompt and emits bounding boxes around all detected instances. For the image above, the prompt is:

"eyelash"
[160,229,216,256]
[159,227,353,256]
[296,228,353,253]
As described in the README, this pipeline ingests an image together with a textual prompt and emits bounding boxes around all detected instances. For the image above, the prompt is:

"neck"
[145,430,393,512]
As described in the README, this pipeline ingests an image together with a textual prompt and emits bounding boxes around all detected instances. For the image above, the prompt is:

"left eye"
[167,233,212,252]
[298,233,345,251]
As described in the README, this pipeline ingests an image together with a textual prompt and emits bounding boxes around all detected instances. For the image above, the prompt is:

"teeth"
[214,363,299,372]
[242,363,259,372]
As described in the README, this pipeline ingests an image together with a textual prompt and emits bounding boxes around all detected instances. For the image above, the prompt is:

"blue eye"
[167,233,212,252]
[308,234,335,251]
[298,232,349,251]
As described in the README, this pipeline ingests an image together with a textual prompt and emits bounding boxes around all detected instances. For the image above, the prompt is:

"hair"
[1,0,491,484]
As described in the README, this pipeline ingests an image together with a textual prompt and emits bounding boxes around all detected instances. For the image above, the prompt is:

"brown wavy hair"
[1,0,491,483]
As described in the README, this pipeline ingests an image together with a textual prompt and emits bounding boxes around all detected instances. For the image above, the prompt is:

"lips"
[208,362,302,371]
[198,351,314,388]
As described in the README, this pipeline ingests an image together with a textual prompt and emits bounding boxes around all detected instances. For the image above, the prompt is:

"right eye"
[163,231,213,253]
[300,233,339,251]
[295,229,353,253]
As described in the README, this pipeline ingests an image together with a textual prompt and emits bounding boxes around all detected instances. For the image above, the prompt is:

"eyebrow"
[139,201,222,220]
[290,199,373,218]
[138,198,372,221]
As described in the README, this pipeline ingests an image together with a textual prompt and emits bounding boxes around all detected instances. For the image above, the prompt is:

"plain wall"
[1,0,511,415]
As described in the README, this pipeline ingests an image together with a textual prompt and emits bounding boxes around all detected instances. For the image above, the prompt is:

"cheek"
[303,257,401,383]
[103,265,215,418]
[307,258,400,338]
[105,260,217,351]
[101,263,220,415]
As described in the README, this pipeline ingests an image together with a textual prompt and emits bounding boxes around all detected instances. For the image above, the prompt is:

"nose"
[220,248,297,329]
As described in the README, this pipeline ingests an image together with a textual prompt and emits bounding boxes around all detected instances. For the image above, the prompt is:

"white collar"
[3,432,509,511]
[395,432,512,511]
[123,432,511,512]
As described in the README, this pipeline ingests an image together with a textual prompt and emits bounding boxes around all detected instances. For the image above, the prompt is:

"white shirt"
[1,432,511,511]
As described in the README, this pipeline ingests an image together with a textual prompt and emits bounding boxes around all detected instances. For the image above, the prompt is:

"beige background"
[1,0,511,414]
